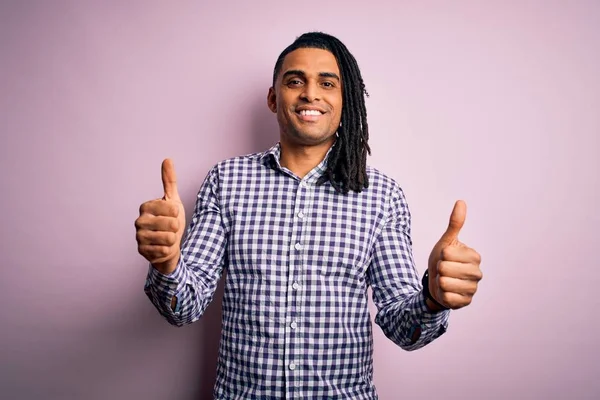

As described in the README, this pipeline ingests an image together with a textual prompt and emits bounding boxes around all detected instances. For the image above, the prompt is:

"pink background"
[1,1,598,399]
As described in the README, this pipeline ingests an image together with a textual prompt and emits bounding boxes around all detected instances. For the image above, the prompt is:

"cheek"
[332,106,342,125]
[333,97,343,121]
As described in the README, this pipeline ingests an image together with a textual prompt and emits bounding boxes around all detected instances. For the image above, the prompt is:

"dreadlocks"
[272,32,371,194]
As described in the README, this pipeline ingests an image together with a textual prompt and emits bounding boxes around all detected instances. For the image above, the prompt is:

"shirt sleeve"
[368,182,450,351]
[144,165,227,327]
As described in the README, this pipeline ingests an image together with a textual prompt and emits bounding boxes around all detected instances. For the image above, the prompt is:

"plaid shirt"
[144,143,449,399]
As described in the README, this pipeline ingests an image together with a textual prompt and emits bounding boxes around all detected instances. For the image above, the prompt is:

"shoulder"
[366,165,405,195]
[204,150,269,179]
[365,166,412,223]
[215,151,265,171]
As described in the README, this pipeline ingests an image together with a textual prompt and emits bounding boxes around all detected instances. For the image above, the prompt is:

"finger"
[139,200,179,218]
[135,215,180,233]
[138,244,176,263]
[441,246,481,264]
[437,276,478,296]
[437,260,483,281]
[440,200,467,243]
[161,158,180,202]
[438,291,472,310]
[136,230,178,247]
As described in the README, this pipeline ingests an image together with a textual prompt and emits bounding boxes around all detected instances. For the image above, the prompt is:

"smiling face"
[268,48,343,147]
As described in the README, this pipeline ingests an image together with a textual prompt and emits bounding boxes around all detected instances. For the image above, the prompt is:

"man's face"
[268,48,343,147]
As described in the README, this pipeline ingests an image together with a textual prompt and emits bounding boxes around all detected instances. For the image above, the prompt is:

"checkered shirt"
[144,142,450,399]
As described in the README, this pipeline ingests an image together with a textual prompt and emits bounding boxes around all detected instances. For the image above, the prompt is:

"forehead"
[280,48,340,77]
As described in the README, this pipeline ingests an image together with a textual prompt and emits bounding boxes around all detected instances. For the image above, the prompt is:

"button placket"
[284,178,312,392]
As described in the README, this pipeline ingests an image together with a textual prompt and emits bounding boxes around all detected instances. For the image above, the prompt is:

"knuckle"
[162,203,175,217]
[437,261,449,276]
[469,283,478,295]
[158,246,171,257]
[472,268,483,281]
[138,244,150,258]
[139,202,150,215]
[441,246,452,260]
[170,218,180,232]
[438,276,451,291]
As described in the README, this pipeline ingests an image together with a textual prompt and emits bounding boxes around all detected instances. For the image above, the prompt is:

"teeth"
[300,110,321,116]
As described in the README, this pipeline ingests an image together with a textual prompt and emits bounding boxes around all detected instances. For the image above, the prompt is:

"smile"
[299,110,323,116]
[295,108,326,122]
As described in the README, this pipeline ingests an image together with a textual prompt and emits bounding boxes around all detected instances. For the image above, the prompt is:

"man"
[136,32,482,399]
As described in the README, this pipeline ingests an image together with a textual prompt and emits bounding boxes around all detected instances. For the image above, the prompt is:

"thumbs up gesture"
[426,200,482,310]
[135,159,186,275]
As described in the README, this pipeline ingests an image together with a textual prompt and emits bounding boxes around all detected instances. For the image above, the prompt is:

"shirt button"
[289,363,296,370]
[291,321,297,329]
[292,282,300,290]
[297,210,305,219]
[294,243,303,251]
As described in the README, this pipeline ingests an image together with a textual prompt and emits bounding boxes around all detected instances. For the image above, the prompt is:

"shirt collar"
[258,141,337,182]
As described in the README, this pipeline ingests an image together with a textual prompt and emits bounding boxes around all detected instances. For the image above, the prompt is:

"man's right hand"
[135,159,186,275]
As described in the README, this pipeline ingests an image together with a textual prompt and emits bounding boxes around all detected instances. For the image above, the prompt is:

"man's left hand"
[427,200,482,310]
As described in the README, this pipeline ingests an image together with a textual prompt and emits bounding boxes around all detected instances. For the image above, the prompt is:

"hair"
[272,32,371,194]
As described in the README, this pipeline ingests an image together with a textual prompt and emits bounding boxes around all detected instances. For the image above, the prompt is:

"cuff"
[145,259,189,314]
[416,290,450,327]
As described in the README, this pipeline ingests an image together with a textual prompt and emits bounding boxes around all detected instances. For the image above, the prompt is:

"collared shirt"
[144,142,450,399]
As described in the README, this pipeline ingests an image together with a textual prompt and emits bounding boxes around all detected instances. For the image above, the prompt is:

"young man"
[136,32,482,399]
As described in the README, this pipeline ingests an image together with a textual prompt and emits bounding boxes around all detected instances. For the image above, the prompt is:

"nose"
[300,82,320,102]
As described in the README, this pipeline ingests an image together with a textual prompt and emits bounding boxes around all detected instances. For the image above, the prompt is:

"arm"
[144,166,227,327]
[368,183,450,351]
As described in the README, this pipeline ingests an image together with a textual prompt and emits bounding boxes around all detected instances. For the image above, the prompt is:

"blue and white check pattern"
[144,143,449,399]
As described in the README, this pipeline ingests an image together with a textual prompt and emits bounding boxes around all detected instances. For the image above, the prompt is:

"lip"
[295,106,327,122]
[295,106,327,113]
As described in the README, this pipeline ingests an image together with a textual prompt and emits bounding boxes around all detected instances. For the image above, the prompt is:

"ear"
[267,87,277,113]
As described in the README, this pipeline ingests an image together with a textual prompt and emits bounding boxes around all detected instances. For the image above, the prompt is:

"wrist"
[422,270,449,312]
[152,253,180,276]
[425,297,445,312]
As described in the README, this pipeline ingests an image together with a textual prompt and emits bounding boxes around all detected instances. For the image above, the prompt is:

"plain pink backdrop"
[1,1,598,399]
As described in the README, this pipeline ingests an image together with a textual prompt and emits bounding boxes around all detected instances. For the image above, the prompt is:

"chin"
[287,125,334,142]
[290,131,335,146]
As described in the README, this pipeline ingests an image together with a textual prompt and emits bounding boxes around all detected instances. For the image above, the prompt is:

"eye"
[287,79,304,87]
[321,81,335,88]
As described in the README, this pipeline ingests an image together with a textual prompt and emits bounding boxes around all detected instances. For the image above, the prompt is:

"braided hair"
[272,32,371,194]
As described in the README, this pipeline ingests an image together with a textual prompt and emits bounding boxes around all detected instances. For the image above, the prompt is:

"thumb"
[441,200,467,243]
[161,158,180,201]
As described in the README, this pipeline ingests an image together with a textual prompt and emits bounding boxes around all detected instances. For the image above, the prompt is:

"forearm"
[375,289,450,351]
[143,164,227,326]
[144,256,223,327]
[150,256,180,311]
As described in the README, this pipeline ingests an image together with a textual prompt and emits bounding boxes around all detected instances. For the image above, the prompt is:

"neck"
[279,137,335,179]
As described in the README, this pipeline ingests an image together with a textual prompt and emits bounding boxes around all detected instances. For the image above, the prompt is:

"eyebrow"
[282,69,341,81]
